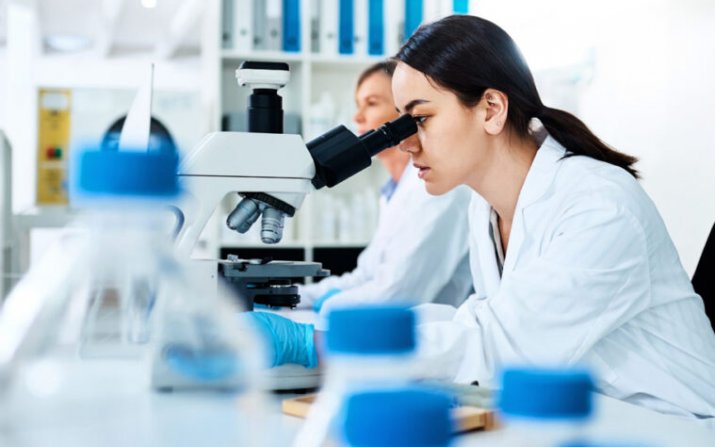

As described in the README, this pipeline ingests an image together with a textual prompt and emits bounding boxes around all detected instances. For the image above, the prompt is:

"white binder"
[353,0,368,56]
[320,0,339,55]
[234,0,253,52]
[265,0,283,51]
[384,0,403,55]
[423,0,443,25]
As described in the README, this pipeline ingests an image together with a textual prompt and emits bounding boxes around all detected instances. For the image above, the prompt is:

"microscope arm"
[174,132,315,258]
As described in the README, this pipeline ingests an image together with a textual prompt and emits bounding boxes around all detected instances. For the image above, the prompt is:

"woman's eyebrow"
[397,99,429,113]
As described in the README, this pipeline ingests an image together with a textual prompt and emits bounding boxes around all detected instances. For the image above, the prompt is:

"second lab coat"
[298,163,473,314]
[416,136,715,423]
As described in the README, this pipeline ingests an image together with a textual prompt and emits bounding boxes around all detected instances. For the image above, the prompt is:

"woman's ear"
[482,89,508,136]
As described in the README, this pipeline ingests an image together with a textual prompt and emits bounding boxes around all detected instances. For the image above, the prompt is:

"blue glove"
[248,311,318,368]
[312,288,342,313]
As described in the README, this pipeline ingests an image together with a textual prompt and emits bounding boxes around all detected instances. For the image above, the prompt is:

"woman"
[251,16,715,423]
[298,61,473,315]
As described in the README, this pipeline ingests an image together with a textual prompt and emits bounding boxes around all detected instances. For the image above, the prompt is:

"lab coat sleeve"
[415,196,652,386]
[318,189,470,316]
[297,244,377,307]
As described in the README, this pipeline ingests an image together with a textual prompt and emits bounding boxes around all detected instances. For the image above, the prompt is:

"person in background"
[298,61,473,315]
[249,16,715,425]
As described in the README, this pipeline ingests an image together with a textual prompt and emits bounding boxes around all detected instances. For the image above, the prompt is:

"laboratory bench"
[3,352,713,447]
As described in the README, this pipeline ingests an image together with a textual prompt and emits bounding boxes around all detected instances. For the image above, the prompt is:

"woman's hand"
[247,311,319,368]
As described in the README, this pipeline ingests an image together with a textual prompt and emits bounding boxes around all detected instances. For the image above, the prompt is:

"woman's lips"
[414,163,431,179]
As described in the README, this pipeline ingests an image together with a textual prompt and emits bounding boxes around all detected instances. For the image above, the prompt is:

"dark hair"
[357,60,398,89]
[395,15,639,178]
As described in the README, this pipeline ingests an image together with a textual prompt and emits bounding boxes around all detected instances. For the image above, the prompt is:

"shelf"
[34,52,202,92]
[14,206,79,228]
[221,50,392,66]
[221,50,305,62]
[308,54,387,66]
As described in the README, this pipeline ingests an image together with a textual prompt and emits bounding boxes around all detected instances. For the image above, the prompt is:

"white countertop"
[2,353,713,447]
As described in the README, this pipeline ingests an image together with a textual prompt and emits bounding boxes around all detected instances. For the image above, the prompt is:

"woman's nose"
[399,134,420,153]
[353,109,364,125]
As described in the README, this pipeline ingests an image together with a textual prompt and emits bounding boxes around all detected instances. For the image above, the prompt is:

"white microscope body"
[175,131,314,259]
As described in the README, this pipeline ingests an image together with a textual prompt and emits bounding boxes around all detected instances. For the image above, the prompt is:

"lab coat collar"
[501,135,567,274]
[515,135,567,211]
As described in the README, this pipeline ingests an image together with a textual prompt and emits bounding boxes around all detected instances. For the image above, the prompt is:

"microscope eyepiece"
[307,114,417,189]
[359,114,417,157]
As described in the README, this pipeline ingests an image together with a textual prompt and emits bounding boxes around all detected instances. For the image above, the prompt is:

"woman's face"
[353,72,403,165]
[392,62,493,195]
[354,71,399,134]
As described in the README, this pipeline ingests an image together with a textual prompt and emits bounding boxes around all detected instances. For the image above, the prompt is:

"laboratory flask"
[0,147,277,446]
[497,367,595,447]
[293,305,420,447]
[72,149,181,358]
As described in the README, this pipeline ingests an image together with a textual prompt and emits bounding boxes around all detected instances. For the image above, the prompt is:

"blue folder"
[404,0,423,43]
[339,0,355,54]
[368,0,384,55]
[283,0,301,52]
[453,0,469,14]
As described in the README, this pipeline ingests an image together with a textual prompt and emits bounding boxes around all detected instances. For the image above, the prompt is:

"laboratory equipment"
[74,149,182,358]
[293,305,419,447]
[498,367,595,447]
[219,255,328,310]
[0,147,181,382]
[36,89,71,205]
[173,60,417,309]
[149,267,269,392]
[338,387,454,447]
[100,115,178,154]
[147,60,415,391]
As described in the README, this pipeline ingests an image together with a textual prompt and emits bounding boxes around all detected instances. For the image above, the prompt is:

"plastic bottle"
[497,367,595,447]
[0,148,274,445]
[293,305,419,447]
[0,148,182,442]
[338,386,454,447]
[73,149,181,359]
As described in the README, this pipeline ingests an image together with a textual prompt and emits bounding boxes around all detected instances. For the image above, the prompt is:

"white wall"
[478,0,715,274]
[578,0,715,274]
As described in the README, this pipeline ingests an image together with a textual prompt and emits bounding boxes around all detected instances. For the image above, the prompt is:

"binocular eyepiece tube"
[307,114,418,189]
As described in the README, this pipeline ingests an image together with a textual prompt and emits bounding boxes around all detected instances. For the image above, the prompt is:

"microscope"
[150,62,416,391]
[173,61,417,312]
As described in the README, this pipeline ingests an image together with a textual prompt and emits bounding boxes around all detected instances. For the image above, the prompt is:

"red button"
[46,147,55,159]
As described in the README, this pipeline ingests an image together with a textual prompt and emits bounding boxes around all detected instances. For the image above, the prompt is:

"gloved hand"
[247,311,318,369]
[313,288,342,313]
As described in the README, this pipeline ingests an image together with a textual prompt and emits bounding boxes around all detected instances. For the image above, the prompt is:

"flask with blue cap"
[293,305,420,447]
[338,386,454,447]
[73,148,183,358]
[0,147,275,445]
[497,367,596,447]
[77,147,271,396]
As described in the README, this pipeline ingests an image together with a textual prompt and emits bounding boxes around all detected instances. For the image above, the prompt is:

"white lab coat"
[298,163,473,314]
[416,136,715,423]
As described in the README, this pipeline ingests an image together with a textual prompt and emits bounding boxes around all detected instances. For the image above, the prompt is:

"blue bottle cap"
[73,149,180,199]
[326,306,416,355]
[340,387,453,447]
[498,368,594,421]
